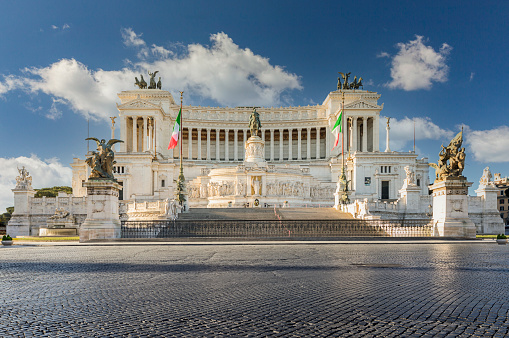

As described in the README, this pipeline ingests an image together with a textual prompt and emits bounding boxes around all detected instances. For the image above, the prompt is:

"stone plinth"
[430,177,476,238]
[245,136,265,163]
[7,188,36,237]
[473,184,505,234]
[80,179,122,242]
[399,184,422,212]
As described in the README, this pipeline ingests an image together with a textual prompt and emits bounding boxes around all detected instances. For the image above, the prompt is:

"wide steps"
[277,208,354,220]
[177,207,352,221]
[178,208,278,221]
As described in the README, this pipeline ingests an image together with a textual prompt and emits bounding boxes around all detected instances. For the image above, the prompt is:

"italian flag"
[331,110,343,150]
[168,108,181,150]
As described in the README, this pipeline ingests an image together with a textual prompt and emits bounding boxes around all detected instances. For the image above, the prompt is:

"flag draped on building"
[331,110,343,150]
[168,108,181,150]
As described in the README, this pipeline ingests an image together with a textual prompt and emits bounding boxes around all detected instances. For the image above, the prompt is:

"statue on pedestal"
[249,108,261,137]
[429,130,466,181]
[85,138,124,180]
[15,166,32,190]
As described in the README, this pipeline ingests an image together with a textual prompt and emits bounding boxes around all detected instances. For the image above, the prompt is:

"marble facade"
[71,88,430,208]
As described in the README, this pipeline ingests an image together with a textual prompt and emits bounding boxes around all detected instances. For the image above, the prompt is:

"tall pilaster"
[288,128,293,160]
[206,129,211,160]
[279,129,284,161]
[197,128,202,160]
[225,129,229,161]
[148,119,153,151]
[352,117,358,152]
[234,129,238,161]
[362,117,368,152]
[316,127,321,159]
[270,129,275,161]
[188,127,193,159]
[306,128,311,160]
[132,116,137,153]
[385,118,391,152]
[297,129,302,160]
[143,117,148,151]
[216,129,220,161]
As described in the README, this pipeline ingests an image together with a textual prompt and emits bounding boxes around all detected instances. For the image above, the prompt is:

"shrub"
[2,234,12,241]
[496,234,507,239]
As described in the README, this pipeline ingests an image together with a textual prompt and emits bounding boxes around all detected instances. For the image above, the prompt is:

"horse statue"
[135,75,147,89]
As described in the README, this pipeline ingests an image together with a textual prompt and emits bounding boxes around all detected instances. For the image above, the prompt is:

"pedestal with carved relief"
[80,180,122,242]
[430,177,476,238]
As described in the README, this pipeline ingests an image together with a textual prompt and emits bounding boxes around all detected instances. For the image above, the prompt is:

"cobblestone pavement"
[1,243,509,337]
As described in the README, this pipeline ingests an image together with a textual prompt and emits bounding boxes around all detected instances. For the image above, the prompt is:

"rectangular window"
[388,166,391,173]
[501,206,505,211]
[417,179,421,186]
[501,199,505,204]
[161,180,165,188]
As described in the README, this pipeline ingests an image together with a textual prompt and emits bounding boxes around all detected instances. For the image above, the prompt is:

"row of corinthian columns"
[182,127,327,161]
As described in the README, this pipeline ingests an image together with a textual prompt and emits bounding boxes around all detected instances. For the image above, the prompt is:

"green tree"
[34,186,72,198]
[0,207,14,227]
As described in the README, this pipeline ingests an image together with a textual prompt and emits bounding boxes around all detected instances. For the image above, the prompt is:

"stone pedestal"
[245,136,265,163]
[430,177,476,238]
[474,184,505,234]
[80,180,122,242]
[399,184,422,212]
[7,188,36,237]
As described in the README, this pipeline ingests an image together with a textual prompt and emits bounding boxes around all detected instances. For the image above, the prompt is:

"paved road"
[1,243,509,337]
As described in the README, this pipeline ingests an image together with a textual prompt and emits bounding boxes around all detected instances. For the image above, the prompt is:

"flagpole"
[179,91,183,177]
[341,91,345,170]
[176,91,186,211]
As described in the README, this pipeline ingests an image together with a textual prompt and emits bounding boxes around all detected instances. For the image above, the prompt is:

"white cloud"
[380,116,454,151]
[0,31,301,120]
[46,98,64,120]
[151,44,172,58]
[62,24,70,30]
[385,35,452,91]
[377,52,390,58]
[465,126,509,163]
[0,155,72,213]
[51,25,58,30]
[469,72,475,81]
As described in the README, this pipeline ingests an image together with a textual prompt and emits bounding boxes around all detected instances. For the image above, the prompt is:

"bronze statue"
[339,72,351,90]
[157,77,162,90]
[85,138,124,180]
[429,130,466,181]
[135,75,147,89]
[249,108,261,137]
[148,71,159,89]
[338,72,363,90]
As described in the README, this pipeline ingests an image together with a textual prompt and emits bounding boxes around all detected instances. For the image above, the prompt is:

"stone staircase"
[177,208,279,221]
[177,207,352,221]
[277,208,354,220]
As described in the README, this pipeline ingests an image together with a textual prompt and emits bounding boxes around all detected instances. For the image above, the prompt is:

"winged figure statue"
[85,138,124,180]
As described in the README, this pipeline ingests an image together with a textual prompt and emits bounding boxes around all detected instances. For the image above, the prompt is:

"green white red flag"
[168,108,181,150]
[331,110,343,150]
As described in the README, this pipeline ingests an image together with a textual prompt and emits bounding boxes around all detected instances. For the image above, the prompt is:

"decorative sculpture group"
[85,138,124,180]
[249,108,261,137]
[338,72,363,90]
[135,71,161,89]
[429,130,466,181]
[15,166,32,190]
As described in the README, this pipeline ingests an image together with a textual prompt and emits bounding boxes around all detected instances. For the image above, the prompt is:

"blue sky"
[1,1,508,210]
